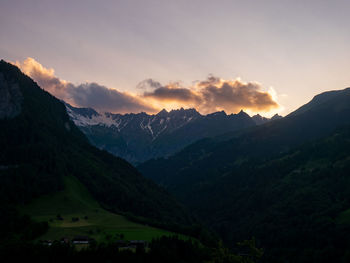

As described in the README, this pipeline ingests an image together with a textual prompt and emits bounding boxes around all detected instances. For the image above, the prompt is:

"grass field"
[19,176,181,243]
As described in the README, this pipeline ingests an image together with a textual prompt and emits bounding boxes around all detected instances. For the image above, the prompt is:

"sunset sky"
[1,0,350,116]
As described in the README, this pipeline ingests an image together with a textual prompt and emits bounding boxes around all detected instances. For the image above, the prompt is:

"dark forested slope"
[139,87,350,262]
[140,87,350,191]
[0,60,191,227]
[179,125,350,262]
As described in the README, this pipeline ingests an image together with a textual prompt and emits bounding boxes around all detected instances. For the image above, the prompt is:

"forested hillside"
[0,60,192,228]
[140,88,350,262]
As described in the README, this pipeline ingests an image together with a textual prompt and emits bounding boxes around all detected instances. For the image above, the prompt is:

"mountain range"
[140,87,350,186]
[139,87,350,262]
[0,60,191,229]
[66,103,281,163]
[2,57,350,262]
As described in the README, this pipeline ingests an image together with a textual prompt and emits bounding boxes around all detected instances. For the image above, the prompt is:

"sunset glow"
[1,2,350,261]
[1,0,350,116]
[14,57,281,116]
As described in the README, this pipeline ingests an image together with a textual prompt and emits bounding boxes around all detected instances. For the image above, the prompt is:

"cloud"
[200,79,278,113]
[136,78,162,90]
[197,75,221,87]
[141,77,279,114]
[144,82,202,103]
[15,57,280,115]
[65,82,156,113]
[15,58,157,113]
[15,57,69,100]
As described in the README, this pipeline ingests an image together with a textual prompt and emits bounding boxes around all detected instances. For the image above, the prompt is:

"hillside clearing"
[19,176,181,243]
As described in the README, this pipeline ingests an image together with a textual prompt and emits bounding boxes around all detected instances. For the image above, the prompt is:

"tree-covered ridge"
[0,60,191,228]
[139,88,350,262]
[181,125,350,262]
[142,126,350,262]
[140,87,350,191]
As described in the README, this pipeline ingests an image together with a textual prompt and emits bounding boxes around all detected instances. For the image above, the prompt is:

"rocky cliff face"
[66,103,261,163]
[0,72,23,119]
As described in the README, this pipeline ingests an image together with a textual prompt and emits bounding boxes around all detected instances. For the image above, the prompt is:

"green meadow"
[19,176,180,243]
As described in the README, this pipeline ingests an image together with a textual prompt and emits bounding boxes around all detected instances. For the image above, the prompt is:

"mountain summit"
[139,87,350,261]
[65,105,278,163]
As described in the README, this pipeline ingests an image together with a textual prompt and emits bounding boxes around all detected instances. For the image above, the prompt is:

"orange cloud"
[15,58,280,115]
[15,57,69,100]
[144,82,201,103]
[141,77,279,114]
[15,58,157,113]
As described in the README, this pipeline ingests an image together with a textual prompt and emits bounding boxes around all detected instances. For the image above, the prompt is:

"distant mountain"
[139,87,350,262]
[140,87,350,188]
[140,87,350,191]
[288,88,350,117]
[0,60,191,228]
[66,104,279,163]
[251,113,282,125]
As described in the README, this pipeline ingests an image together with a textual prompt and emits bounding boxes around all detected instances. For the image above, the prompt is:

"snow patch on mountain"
[65,103,204,140]
[66,105,116,127]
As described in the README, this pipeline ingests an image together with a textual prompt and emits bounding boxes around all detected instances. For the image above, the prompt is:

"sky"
[1,0,350,116]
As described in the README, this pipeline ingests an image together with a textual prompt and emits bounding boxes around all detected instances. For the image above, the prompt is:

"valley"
[19,176,180,243]
[1,59,350,263]
[3,1,350,262]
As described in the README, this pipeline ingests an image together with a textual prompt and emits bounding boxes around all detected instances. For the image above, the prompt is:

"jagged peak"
[183,108,201,116]
[271,113,283,120]
[156,108,168,117]
[208,110,227,117]
[158,108,168,114]
[64,102,100,118]
[168,107,201,116]
[169,108,184,113]
[237,109,250,118]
